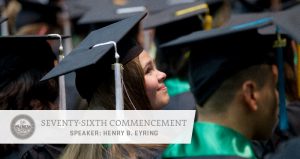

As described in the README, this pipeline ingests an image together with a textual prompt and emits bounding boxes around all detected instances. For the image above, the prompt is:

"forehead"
[138,51,152,65]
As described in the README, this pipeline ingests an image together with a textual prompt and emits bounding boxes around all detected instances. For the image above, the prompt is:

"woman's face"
[139,51,170,109]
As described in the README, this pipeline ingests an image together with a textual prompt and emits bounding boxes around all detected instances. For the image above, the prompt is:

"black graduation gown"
[163,91,196,110]
[3,144,65,159]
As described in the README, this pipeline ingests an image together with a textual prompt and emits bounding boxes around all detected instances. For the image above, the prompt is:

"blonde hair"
[60,144,166,159]
[89,56,151,110]
[61,56,166,159]
[2,0,21,34]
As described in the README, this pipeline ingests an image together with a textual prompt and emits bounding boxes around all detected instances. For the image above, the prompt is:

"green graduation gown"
[162,122,257,159]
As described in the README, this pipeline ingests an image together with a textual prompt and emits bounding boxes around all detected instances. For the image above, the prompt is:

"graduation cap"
[223,12,274,27]
[161,15,300,132]
[223,4,300,42]
[224,5,300,98]
[272,4,300,104]
[0,35,60,90]
[162,17,275,104]
[143,1,223,79]
[272,4,300,43]
[143,1,215,45]
[15,0,62,30]
[64,0,96,20]
[145,0,198,14]
[78,0,146,26]
[42,12,147,108]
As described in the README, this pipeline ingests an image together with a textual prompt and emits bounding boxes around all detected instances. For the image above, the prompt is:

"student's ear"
[242,80,258,112]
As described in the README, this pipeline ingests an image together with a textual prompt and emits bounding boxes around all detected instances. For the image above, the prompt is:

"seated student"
[260,40,300,159]
[0,36,65,158]
[250,35,300,158]
[271,3,300,141]
[13,0,86,110]
[143,1,225,110]
[145,0,231,111]
[14,0,63,35]
[264,136,300,159]
[244,5,300,158]
[161,19,281,158]
[42,12,170,159]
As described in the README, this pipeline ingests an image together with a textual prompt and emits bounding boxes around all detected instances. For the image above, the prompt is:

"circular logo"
[10,114,35,139]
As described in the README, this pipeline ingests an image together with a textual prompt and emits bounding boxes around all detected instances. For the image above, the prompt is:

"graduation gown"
[162,156,247,159]
[162,122,257,159]
[3,144,65,159]
[163,91,196,110]
[264,136,300,159]
[163,78,196,110]
[249,101,300,159]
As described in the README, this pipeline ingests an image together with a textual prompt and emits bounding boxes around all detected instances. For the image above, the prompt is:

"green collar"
[163,122,256,158]
[165,78,190,96]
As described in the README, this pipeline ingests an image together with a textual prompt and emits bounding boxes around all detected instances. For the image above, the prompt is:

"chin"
[160,95,170,108]
[154,97,170,110]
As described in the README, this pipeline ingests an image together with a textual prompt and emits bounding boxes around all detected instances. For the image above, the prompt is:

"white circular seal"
[10,114,35,139]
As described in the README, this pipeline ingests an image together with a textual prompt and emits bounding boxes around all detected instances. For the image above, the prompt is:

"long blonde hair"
[89,56,151,110]
[60,56,166,159]
[60,144,166,159]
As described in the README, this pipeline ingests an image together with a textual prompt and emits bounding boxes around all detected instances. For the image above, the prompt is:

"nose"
[157,70,167,83]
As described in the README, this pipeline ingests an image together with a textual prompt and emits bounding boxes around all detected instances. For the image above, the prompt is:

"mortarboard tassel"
[273,28,289,132]
[114,57,124,110]
[203,12,213,30]
[48,34,66,110]
[92,41,124,110]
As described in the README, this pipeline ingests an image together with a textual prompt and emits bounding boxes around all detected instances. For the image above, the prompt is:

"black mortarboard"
[143,1,223,79]
[161,18,276,106]
[143,1,210,44]
[0,35,59,89]
[145,0,197,14]
[272,4,300,43]
[78,0,146,26]
[64,0,96,20]
[223,5,300,42]
[224,12,274,27]
[15,0,61,30]
[42,12,147,100]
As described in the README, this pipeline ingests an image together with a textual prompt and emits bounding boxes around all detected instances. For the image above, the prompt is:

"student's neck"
[196,107,254,139]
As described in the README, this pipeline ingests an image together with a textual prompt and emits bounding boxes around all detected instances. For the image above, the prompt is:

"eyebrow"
[143,60,152,69]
